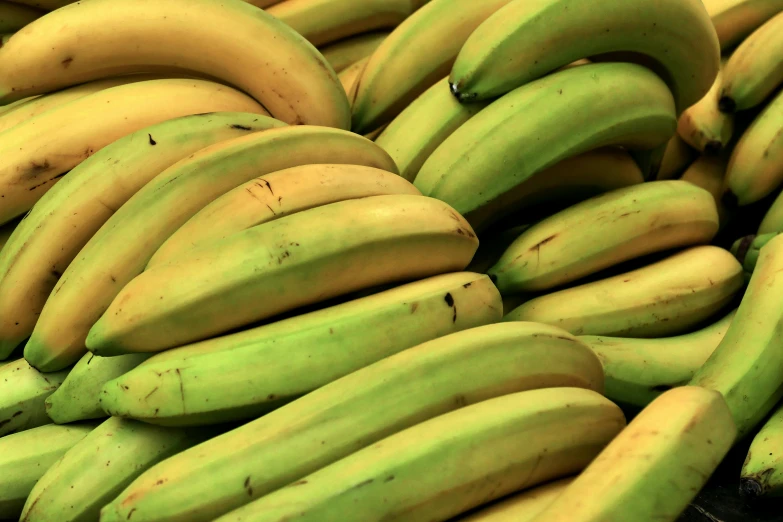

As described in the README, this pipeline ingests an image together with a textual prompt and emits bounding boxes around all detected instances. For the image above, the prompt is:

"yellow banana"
[0,358,69,436]
[0,1,43,33]
[457,477,575,522]
[0,0,350,128]
[704,0,783,49]
[656,135,698,180]
[504,245,744,337]
[680,153,730,225]
[24,126,397,372]
[149,164,420,267]
[337,55,368,98]
[678,60,734,154]
[319,31,389,72]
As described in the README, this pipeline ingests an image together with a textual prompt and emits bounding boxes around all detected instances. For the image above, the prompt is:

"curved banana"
[530,387,736,522]
[0,113,284,361]
[0,0,350,128]
[375,77,488,181]
[450,0,719,113]
[680,154,730,225]
[504,245,744,337]
[581,309,736,407]
[0,1,43,33]
[719,12,783,113]
[319,31,389,72]
[704,0,783,49]
[488,180,719,293]
[678,61,734,154]
[656,135,697,180]
[723,87,783,205]
[350,0,514,133]
[0,422,96,520]
[337,55,368,98]
[24,126,397,372]
[690,233,783,437]
[458,477,575,522]
[0,358,69,436]
[414,62,677,218]
[741,401,783,497]
[149,164,420,267]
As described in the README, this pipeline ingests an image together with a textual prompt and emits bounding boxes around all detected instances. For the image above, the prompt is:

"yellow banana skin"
[449,0,719,113]
[21,417,213,522]
[0,78,267,225]
[148,164,420,268]
[87,195,478,355]
[413,63,677,218]
[349,0,514,133]
[0,113,284,361]
[656,135,698,180]
[488,180,719,293]
[101,321,604,522]
[530,386,736,522]
[704,0,783,49]
[719,11,783,113]
[375,77,488,182]
[337,55,368,98]
[24,126,397,373]
[690,233,783,437]
[457,477,574,522]
[0,1,43,34]
[0,358,69,436]
[723,84,783,206]
[504,245,744,337]
[0,0,350,128]
[0,422,96,520]
[678,61,734,154]
[741,401,783,497]
[319,31,389,72]
[581,309,736,408]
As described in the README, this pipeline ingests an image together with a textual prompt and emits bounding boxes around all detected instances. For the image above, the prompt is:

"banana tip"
[703,141,722,156]
[718,96,736,114]
[739,477,764,498]
[449,81,476,103]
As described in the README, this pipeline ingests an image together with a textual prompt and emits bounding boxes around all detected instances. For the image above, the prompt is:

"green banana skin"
[0,358,70,437]
[581,309,736,408]
[99,272,502,426]
[414,62,676,218]
[101,322,604,522]
[741,400,783,497]
[0,422,97,520]
[45,352,151,423]
[759,188,783,234]
[21,417,215,522]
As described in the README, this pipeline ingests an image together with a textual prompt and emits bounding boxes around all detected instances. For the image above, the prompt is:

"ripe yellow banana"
[581,309,736,407]
[488,180,719,293]
[719,11,783,113]
[690,233,783,437]
[759,188,783,233]
[24,126,397,372]
[319,31,389,72]
[457,477,575,522]
[0,0,350,128]
[740,400,783,497]
[678,60,734,154]
[0,422,96,520]
[350,0,514,133]
[148,164,420,268]
[101,321,603,522]
[530,386,736,522]
[0,1,43,33]
[0,358,69,436]
[450,0,719,113]
[375,77,488,182]
[680,154,730,225]
[504,245,744,337]
[723,88,783,205]
[0,113,284,362]
[704,0,783,49]
[337,55,368,98]
[656,135,698,180]
[413,62,677,218]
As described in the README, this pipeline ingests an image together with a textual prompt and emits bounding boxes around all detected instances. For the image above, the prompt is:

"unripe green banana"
[488,180,719,294]
[0,358,69,436]
[677,60,734,154]
[740,400,783,497]
[457,477,575,522]
[704,0,783,49]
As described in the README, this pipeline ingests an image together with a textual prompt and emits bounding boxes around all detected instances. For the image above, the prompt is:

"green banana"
[740,400,783,497]
[413,62,677,218]
[487,180,719,294]
[319,31,389,72]
[677,59,734,154]
[504,245,744,337]
[0,422,97,520]
[581,309,736,407]
[704,0,783,49]
[0,358,70,436]
[457,477,575,522]
[529,386,736,522]
[449,0,719,113]
[44,353,151,424]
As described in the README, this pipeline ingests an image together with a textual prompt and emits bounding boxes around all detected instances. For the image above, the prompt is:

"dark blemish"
[155,479,165,485]
[529,234,557,251]
[61,57,73,68]
[267,394,275,400]
[260,179,274,195]
[555,336,574,341]
[244,476,253,496]
[410,302,418,313]
[148,134,157,145]
[122,385,129,391]
[265,204,276,215]
[619,211,641,217]
[145,387,159,399]
[444,293,454,307]
[232,124,252,130]
[463,282,472,288]
[350,479,374,490]
[329,328,334,334]
[384,475,395,482]
[111,276,116,282]
[87,354,94,365]
[290,480,308,486]
[623,279,631,282]
[51,268,61,278]
[127,508,136,520]
[176,368,185,406]
[29,172,66,192]
[12,411,22,417]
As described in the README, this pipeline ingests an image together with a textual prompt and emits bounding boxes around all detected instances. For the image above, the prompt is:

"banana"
[21,417,214,522]
[504,245,744,337]
[349,0,515,133]
[740,400,783,497]
[488,180,719,294]
[44,353,151,423]
[337,55,368,97]
[24,126,397,372]
[413,62,677,218]
[678,61,734,154]
[0,0,350,128]
[449,0,719,113]
[0,422,97,520]
[581,309,736,408]
[99,272,501,427]
[530,386,736,522]
[457,477,575,522]
[101,322,603,522]
[759,189,783,233]
[680,154,730,225]
[87,195,478,355]
[0,1,43,33]
[375,77,488,182]
[656,135,698,180]
[319,31,389,72]
[0,358,69,436]
[148,164,420,268]
[704,0,783,49]
[719,11,783,113]
[723,87,783,205]
[0,113,284,362]
[690,233,783,437]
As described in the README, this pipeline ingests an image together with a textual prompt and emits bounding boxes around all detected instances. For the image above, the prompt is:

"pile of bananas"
[0,0,782,520]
